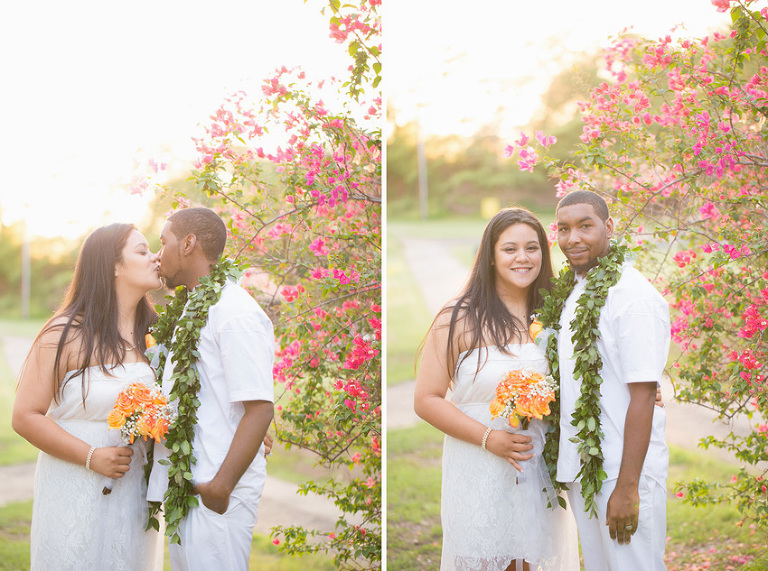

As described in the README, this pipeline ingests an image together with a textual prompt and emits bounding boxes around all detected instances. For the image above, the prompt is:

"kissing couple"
[14,207,275,571]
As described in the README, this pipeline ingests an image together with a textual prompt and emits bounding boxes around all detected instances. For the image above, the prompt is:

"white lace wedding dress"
[441,343,579,571]
[31,362,163,571]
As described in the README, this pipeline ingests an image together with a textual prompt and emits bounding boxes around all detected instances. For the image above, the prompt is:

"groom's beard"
[162,272,182,289]
[160,251,185,289]
[568,260,595,276]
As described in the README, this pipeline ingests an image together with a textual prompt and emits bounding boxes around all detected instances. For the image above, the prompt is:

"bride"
[13,223,164,571]
[415,208,579,571]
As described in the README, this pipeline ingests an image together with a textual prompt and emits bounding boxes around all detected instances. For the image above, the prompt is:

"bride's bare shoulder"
[35,315,83,346]
[432,300,469,329]
[430,300,478,354]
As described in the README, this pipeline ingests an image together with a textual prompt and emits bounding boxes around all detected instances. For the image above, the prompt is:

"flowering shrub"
[508,0,768,531]
[145,0,381,567]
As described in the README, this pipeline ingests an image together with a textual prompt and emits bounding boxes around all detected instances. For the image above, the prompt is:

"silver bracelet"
[85,446,96,471]
[481,427,493,451]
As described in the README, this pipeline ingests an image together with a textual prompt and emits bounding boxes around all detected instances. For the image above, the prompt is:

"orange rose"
[145,333,156,349]
[526,371,545,384]
[515,394,533,418]
[116,392,135,415]
[135,416,154,441]
[508,414,521,428]
[107,408,126,429]
[529,318,544,341]
[503,370,529,390]
[527,396,548,420]
[129,383,153,406]
[489,398,505,419]
[149,417,170,443]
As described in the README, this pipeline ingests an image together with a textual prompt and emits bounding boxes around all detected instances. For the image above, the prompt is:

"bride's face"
[115,230,162,293]
[492,223,543,294]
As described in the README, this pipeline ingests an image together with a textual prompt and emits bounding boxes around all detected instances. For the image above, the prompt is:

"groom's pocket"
[198,496,228,518]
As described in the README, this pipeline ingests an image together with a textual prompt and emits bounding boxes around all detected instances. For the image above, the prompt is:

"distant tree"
[0,220,78,317]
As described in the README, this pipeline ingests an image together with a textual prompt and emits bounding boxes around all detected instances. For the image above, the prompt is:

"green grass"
[0,318,47,339]
[0,500,335,571]
[0,501,32,571]
[665,446,768,570]
[0,335,38,466]
[386,424,768,570]
[386,423,444,570]
[386,233,434,385]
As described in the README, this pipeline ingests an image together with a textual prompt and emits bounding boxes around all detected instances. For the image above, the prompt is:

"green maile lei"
[145,258,243,543]
[538,241,628,517]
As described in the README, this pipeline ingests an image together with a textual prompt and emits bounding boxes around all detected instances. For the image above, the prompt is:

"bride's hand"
[89,446,133,478]
[485,430,533,473]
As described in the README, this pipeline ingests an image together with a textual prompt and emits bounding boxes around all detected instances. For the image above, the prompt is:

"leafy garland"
[539,242,628,517]
[146,258,243,543]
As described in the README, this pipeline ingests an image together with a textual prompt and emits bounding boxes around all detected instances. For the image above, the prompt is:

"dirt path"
[389,236,758,467]
[0,335,342,534]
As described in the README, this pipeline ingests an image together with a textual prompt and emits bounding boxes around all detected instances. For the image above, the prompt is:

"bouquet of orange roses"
[102,382,175,494]
[489,368,556,430]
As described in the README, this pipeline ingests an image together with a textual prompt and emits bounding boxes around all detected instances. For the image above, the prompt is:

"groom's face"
[158,222,185,289]
[556,203,613,276]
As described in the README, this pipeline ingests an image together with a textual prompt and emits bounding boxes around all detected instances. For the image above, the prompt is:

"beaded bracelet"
[85,446,96,471]
[481,427,493,451]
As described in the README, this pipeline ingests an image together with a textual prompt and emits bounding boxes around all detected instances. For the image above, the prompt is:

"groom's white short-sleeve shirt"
[556,264,670,487]
[147,281,275,508]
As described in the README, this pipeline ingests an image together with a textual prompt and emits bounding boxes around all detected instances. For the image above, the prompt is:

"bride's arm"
[414,311,534,472]
[12,328,132,479]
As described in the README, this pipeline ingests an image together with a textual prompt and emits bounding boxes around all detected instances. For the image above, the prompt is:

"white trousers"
[169,496,258,571]
[566,477,667,571]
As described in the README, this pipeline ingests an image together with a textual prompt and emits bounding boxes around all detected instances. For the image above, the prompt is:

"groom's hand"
[486,431,533,473]
[606,483,640,545]
[194,480,230,515]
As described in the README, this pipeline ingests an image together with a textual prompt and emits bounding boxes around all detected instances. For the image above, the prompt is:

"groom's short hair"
[556,190,610,221]
[168,207,227,262]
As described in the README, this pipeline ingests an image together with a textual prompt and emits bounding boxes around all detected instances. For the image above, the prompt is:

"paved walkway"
[388,237,760,468]
[0,336,343,534]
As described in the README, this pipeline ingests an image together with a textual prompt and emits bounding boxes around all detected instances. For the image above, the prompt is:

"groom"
[147,207,275,571]
[553,190,669,570]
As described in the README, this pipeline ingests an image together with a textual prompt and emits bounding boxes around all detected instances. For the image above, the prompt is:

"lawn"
[0,321,41,466]
[386,423,768,570]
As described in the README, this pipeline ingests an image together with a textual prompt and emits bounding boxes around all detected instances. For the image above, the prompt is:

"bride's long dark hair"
[33,223,157,402]
[439,208,554,376]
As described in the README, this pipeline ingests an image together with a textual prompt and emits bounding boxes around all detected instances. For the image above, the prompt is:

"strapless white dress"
[440,343,579,571]
[31,362,163,571]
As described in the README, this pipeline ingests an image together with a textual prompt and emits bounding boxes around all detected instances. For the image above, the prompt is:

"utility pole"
[21,214,30,319]
[417,124,428,219]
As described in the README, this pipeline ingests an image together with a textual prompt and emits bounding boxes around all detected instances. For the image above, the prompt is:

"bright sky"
[387,0,731,138]
[0,1,732,239]
[0,0,350,239]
